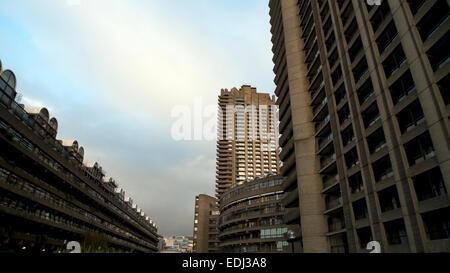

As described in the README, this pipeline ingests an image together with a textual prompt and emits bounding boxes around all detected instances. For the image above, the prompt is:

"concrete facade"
[216,85,280,201]
[193,194,219,253]
[269,0,449,253]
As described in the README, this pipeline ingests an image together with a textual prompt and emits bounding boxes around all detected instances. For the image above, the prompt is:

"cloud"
[0,0,275,236]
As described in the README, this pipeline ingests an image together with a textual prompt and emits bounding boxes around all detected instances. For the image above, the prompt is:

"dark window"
[332,66,343,86]
[390,70,416,104]
[378,186,401,212]
[422,207,450,240]
[357,78,375,105]
[376,21,398,54]
[341,125,355,147]
[344,18,358,43]
[345,147,359,168]
[349,172,364,194]
[373,155,394,182]
[341,2,354,27]
[396,100,425,134]
[338,104,351,125]
[353,199,368,220]
[357,227,373,248]
[353,57,369,83]
[407,0,429,15]
[384,219,408,245]
[349,37,363,63]
[334,83,347,105]
[426,31,450,71]
[367,128,387,154]
[404,132,435,166]
[416,0,449,41]
[371,0,391,32]
[383,45,407,78]
[438,74,450,105]
[362,102,380,128]
[413,167,447,201]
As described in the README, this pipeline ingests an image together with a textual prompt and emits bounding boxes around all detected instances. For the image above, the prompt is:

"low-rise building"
[218,174,295,253]
[0,59,159,253]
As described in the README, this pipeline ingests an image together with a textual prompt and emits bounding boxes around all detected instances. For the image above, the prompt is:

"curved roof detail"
[0,69,17,89]
[49,117,58,131]
[24,107,50,122]
[78,146,84,158]
[84,162,99,169]
[60,139,79,151]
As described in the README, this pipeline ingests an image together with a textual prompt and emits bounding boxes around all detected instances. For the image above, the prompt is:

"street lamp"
[285,230,296,253]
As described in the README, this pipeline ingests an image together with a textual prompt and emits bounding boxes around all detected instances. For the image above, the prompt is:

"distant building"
[215,85,280,201]
[163,236,193,253]
[193,194,219,253]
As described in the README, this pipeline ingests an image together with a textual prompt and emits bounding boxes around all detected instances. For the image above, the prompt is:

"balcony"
[371,0,391,33]
[382,45,407,79]
[318,133,333,153]
[407,0,429,16]
[373,155,394,182]
[397,100,426,134]
[376,21,398,55]
[315,114,331,134]
[328,219,345,233]
[325,197,343,212]
[320,153,336,171]
[390,70,416,105]
[322,175,340,192]
[363,102,381,129]
[404,132,436,166]
[313,96,328,118]
[358,85,375,109]
[417,0,449,41]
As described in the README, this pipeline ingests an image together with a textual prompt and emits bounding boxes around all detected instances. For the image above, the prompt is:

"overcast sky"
[0,0,276,237]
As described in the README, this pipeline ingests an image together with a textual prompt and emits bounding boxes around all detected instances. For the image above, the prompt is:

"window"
[357,227,373,248]
[422,207,450,240]
[376,21,398,54]
[349,173,364,194]
[396,100,425,134]
[371,0,391,32]
[378,186,401,212]
[413,167,447,201]
[353,198,368,220]
[404,132,435,166]
[382,45,406,78]
[389,70,416,104]
[384,219,408,245]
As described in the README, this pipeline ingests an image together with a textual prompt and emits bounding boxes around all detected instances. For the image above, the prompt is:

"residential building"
[0,59,159,253]
[162,236,193,253]
[216,85,280,201]
[193,194,219,253]
[269,0,449,253]
[218,174,292,253]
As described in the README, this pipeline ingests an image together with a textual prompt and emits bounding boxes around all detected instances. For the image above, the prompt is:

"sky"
[0,0,276,237]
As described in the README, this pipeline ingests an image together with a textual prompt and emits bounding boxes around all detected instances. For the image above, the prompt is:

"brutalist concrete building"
[269,0,449,253]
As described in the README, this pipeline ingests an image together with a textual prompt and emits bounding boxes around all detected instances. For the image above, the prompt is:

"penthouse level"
[0,58,159,253]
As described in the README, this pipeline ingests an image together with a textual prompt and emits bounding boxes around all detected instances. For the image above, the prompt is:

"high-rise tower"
[269,0,449,253]
[215,85,280,200]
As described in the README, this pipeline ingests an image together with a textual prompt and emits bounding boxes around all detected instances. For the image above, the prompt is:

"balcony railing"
[318,133,333,151]
[315,114,331,132]
[326,197,342,211]
[323,175,339,189]
[321,153,336,169]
